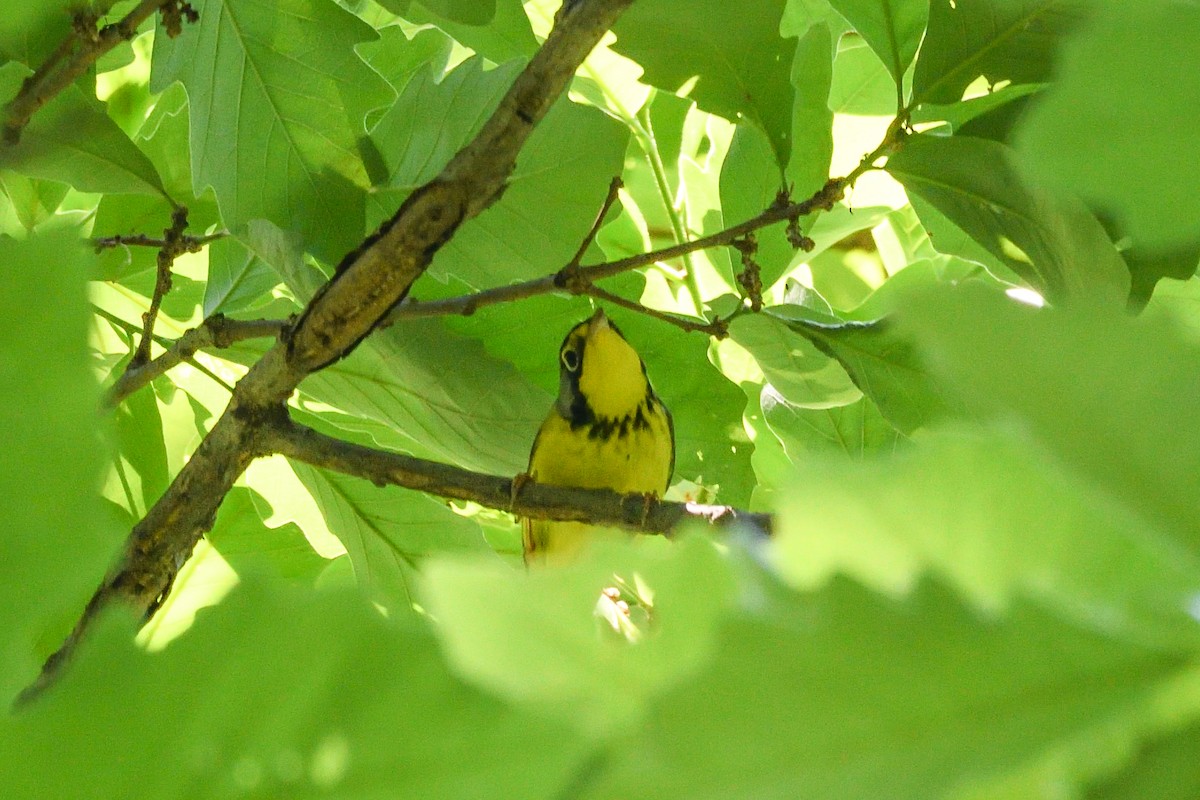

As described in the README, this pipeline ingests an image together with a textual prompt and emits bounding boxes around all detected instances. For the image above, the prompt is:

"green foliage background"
[3,0,1200,796]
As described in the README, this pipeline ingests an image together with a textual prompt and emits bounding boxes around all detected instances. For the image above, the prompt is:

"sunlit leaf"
[0,64,167,199]
[371,57,627,288]
[150,0,393,259]
[827,0,927,87]
[0,234,118,704]
[612,0,797,168]
[912,0,1088,107]
[588,577,1190,800]
[291,462,486,613]
[888,133,1129,307]
[1016,0,1200,250]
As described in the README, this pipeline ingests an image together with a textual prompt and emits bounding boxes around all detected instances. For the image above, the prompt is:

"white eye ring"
[561,348,580,372]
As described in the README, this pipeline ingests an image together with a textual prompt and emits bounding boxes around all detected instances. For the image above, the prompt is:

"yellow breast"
[523,401,673,563]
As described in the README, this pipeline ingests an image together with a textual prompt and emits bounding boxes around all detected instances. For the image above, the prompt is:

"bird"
[522,308,675,564]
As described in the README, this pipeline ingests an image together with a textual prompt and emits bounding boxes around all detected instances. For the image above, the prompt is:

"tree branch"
[128,207,190,368]
[261,417,773,536]
[1,0,187,144]
[93,229,227,251]
[106,316,285,408]
[387,174,851,325]
[24,0,638,704]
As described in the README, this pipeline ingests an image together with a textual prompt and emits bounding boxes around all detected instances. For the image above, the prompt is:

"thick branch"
[262,418,772,536]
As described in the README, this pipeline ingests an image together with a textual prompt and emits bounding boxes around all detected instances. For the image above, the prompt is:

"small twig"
[129,207,190,368]
[564,176,623,271]
[580,284,731,338]
[731,234,764,312]
[106,316,285,408]
[387,174,853,327]
[2,0,186,144]
[93,229,228,251]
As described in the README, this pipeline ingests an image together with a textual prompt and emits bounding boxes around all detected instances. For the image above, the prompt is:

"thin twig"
[129,207,190,368]
[93,230,228,251]
[565,176,623,270]
[94,306,245,399]
[386,173,852,326]
[580,283,731,337]
[2,0,183,144]
[106,316,285,408]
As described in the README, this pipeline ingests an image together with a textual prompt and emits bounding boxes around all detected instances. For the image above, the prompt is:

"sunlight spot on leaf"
[1006,287,1046,308]
[998,235,1033,264]
[232,757,263,790]
[310,733,351,789]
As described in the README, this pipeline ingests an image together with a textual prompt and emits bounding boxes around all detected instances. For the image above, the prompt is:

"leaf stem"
[635,99,705,315]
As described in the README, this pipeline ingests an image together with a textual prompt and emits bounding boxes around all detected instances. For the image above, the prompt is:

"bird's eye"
[561,348,580,372]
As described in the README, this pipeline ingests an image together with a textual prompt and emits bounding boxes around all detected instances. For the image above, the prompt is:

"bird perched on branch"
[522,309,675,564]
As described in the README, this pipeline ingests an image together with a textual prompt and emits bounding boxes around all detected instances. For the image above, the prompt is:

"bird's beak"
[586,308,609,339]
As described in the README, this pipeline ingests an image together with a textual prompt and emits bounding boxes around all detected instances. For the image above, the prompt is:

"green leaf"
[1123,242,1200,312]
[401,0,537,63]
[421,535,735,735]
[0,171,68,234]
[729,314,859,408]
[773,307,958,434]
[358,25,453,100]
[108,387,172,516]
[612,0,797,168]
[150,0,393,259]
[0,64,167,199]
[887,133,1129,307]
[827,0,927,87]
[909,82,1044,133]
[0,234,118,704]
[773,429,1200,644]
[377,0,497,25]
[720,123,798,286]
[430,97,627,287]
[1086,723,1200,800]
[372,57,628,288]
[206,487,331,583]
[202,236,281,316]
[913,0,1088,107]
[786,22,835,196]
[0,0,73,64]
[587,577,1188,800]
[829,32,900,116]
[372,58,521,190]
[0,583,592,799]
[1015,0,1200,250]
[900,283,1200,554]
[762,388,905,460]
[291,462,485,612]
